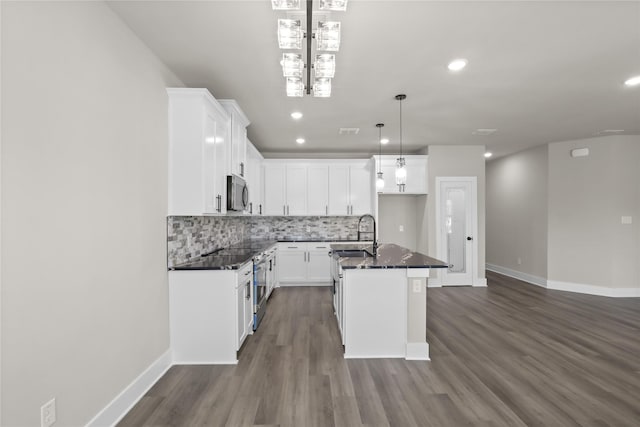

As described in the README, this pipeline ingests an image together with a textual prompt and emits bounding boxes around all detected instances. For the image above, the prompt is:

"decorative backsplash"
[167,215,373,267]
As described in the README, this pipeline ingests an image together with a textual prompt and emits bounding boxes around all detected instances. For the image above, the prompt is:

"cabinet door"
[379,163,398,194]
[349,163,373,215]
[328,165,350,215]
[307,165,329,215]
[263,164,286,215]
[286,165,307,215]
[307,244,331,282]
[214,112,230,214]
[278,246,307,283]
[404,160,427,194]
[202,112,218,213]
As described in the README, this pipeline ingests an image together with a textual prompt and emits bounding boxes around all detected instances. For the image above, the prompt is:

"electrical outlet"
[412,279,421,293]
[517,257,522,265]
[306,225,311,233]
[41,398,56,427]
[399,225,404,232]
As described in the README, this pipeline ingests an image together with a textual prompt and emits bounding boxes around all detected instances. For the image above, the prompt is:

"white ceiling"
[108,1,640,159]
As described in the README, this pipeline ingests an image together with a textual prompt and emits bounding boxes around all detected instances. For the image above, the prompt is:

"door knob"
[466,236,473,241]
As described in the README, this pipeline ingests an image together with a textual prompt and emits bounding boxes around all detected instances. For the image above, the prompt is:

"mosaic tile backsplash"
[167,215,371,267]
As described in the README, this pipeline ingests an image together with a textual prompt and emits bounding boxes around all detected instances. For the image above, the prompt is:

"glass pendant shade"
[278,19,303,50]
[286,77,304,97]
[313,77,332,97]
[316,21,341,51]
[319,0,348,11]
[376,172,385,190]
[314,54,336,78]
[395,157,407,187]
[272,0,301,10]
[281,53,304,77]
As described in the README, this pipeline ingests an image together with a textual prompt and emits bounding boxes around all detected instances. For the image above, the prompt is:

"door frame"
[434,176,482,287]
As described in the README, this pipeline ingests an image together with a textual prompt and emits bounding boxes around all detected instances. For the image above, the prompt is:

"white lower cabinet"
[277,242,331,285]
[169,261,253,364]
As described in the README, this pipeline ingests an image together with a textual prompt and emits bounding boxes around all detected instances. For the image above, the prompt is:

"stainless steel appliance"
[227,174,249,211]
[253,253,268,330]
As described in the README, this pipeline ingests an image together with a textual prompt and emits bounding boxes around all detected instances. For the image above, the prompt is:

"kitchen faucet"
[357,214,378,256]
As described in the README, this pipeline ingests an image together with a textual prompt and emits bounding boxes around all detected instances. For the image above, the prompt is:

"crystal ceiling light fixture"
[319,0,348,11]
[395,94,407,192]
[376,123,385,190]
[278,19,303,49]
[273,0,346,97]
[281,53,304,77]
[314,54,336,78]
[272,0,301,10]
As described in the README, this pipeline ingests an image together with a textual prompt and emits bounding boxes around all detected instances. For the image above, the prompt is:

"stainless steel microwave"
[227,175,249,211]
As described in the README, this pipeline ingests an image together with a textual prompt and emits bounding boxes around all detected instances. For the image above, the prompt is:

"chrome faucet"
[357,214,378,256]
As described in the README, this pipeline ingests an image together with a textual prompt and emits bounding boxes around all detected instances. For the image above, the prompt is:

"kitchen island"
[330,243,448,360]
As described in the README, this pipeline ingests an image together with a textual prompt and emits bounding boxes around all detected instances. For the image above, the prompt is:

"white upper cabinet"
[264,160,372,216]
[376,155,429,194]
[167,88,230,215]
[220,100,250,178]
[328,160,374,215]
[245,140,263,215]
[306,165,329,215]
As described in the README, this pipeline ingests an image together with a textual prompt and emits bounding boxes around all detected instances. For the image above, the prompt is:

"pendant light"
[376,123,385,190]
[395,94,407,192]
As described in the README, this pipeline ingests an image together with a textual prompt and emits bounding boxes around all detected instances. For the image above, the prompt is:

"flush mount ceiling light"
[290,111,303,119]
[272,0,347,97]
[448,58,468,71]
[296,137,306,144]
[376,123,385,190]
[272,0,301,10]
[380,138,389,145]
[395,94,407,192]
[319,0,348,11]
[484,152,493,158]
[624,75,640,86]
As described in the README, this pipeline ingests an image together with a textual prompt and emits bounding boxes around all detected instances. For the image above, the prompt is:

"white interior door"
[436,178,477,286]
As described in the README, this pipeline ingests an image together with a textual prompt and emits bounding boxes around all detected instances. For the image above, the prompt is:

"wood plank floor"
[118,272,640,426]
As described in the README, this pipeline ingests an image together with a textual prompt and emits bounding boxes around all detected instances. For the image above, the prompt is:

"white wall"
[486,145,548,280]
[1,2,182,425]
[427,146,486,282]
[378,195,420,251]
[547,136,640,289]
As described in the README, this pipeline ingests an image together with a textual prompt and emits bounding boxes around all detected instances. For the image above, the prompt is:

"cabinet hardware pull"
[249,202,253,214]
[326,205,328,215]
[283,205,286,215]
[240,162,244,177]
[259,204,262,215]
[287,205,290,215]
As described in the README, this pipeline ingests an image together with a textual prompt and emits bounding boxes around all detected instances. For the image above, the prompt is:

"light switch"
[621,216,633,224]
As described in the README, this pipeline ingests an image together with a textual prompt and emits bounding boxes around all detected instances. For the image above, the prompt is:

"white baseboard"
[473,277,487,287]
[486,263,640,298]
[486,263,547,288]
[86,349,172,427]
[405,342,430,361]
[546,280,640,298]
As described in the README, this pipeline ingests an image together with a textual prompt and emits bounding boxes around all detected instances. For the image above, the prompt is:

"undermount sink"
[334,249,374,258]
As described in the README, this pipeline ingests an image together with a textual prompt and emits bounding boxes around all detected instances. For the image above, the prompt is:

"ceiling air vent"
[472,129,497,136]
[339,127,360,135]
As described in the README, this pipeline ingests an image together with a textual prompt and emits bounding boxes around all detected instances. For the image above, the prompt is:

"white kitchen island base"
[340,267,431,360]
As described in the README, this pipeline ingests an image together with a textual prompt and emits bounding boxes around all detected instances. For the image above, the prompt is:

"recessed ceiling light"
[624,75,640,86]
[291,111,303,119]
[380,138,389,145]
[448,58,468,72]
[484,152,493,158]
[296,138,305,144]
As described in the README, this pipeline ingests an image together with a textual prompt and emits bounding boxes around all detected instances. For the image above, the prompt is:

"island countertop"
[330,242,448,269]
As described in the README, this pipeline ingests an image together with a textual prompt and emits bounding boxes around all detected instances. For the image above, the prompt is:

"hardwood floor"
[118,272,640,426]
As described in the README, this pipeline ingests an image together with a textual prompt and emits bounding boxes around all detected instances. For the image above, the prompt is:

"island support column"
[406,268,430,360]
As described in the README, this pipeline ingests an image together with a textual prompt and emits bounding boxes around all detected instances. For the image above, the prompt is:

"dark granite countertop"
[330,243,448,269]
[170,240,277,271]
